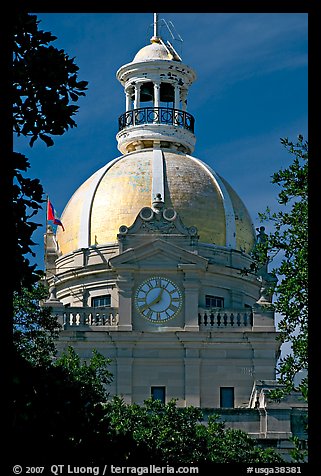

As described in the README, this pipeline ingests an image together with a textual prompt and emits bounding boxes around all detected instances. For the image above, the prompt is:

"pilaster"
[116,353,133,404]
[184,349,201,406]
[116,272,134,330]
[179,264,200,331]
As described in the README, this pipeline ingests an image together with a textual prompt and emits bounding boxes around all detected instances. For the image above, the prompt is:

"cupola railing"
[118,107,195,133]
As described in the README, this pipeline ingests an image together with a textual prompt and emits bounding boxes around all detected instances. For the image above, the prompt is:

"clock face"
[135,276,183,323]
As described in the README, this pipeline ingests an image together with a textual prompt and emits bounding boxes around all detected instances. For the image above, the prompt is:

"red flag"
[47,198,65,231]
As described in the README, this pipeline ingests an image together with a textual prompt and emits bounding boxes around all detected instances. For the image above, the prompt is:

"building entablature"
[116,60,196,90]
[50,242,261,308]
[53,241,256,281]
[48,226,268,313]
[116,122,196,155]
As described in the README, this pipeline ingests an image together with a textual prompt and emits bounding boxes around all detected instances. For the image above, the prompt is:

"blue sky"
[14,12,308,270]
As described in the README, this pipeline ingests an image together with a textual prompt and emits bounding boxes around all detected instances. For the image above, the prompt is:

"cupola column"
[181,89,187,112]
[134,83,141,109]
[154,81,161,108]
[125,88,132,112]
[174,84,180,110]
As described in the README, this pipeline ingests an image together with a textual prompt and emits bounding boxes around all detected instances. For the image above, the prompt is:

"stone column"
[116,272,133,331]
[180,264,200,331]
[180,89,187,112]
[116,353,133,404]
[174,84,180,110]
[134,83,141,109]
[125,88,132,111]
[154,82,160,108]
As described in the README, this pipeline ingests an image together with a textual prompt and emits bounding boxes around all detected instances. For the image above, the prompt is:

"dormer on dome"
[116,15,196,155]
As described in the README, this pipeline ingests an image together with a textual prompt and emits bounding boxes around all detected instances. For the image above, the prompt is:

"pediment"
[109,238,208,270]
[118,204,198,239]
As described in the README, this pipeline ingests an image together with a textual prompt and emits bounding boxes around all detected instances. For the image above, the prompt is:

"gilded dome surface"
[56,150,256,256]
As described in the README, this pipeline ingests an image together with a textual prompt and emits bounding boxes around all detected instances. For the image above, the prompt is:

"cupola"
[116,14,196,155]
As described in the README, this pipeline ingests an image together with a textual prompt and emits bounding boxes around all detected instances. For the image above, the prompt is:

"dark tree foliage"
[56,346,113,403]
[13,152,45,291]
[249,136,308,402]
[102,397,284,465]
[12,12,88,292]
[13,283,60,366]
[11,346,113,464]
[13,11,88,147]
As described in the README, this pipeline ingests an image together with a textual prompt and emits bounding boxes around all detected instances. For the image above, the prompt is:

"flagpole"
[44,194,49,276]
[46,194,49,230]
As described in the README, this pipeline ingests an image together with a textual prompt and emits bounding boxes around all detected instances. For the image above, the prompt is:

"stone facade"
[46,206,281,409]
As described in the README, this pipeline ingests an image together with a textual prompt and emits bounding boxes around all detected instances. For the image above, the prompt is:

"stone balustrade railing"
[55,307,253,330]
[198,308,253,328]
[62,307,119,328]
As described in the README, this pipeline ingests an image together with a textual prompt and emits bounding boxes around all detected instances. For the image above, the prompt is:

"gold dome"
[56,149,256,256]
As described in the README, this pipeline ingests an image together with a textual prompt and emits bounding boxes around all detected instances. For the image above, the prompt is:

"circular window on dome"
[188,226,198,236]
[163,208,177,221]
[140,207,154,221]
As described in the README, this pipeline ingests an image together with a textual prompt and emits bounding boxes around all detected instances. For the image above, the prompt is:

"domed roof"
[56,150,256,256]
[133,39,180,62]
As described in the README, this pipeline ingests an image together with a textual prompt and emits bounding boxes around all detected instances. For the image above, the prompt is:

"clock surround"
[135,276,183,323]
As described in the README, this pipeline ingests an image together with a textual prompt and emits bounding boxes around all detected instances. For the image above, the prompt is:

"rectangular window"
[205,295,224,308]
[220,387,234,408]
[151,386,166,404]
[92,295,111,308]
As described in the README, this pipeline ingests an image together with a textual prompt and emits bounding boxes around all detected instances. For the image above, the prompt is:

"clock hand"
[140,288,164,311]
[155,287,164,303]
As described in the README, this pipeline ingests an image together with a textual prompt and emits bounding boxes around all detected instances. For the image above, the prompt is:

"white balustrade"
[198,308,253,328]
[62,307,119,328]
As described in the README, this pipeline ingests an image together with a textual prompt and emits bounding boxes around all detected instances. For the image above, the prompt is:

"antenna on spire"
[151,13,160,42]
[149,13,183,60]
[154,13,159,38]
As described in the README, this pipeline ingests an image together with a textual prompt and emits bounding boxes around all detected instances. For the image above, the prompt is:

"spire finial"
[151,13,160,43]
[154,13,159,37]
